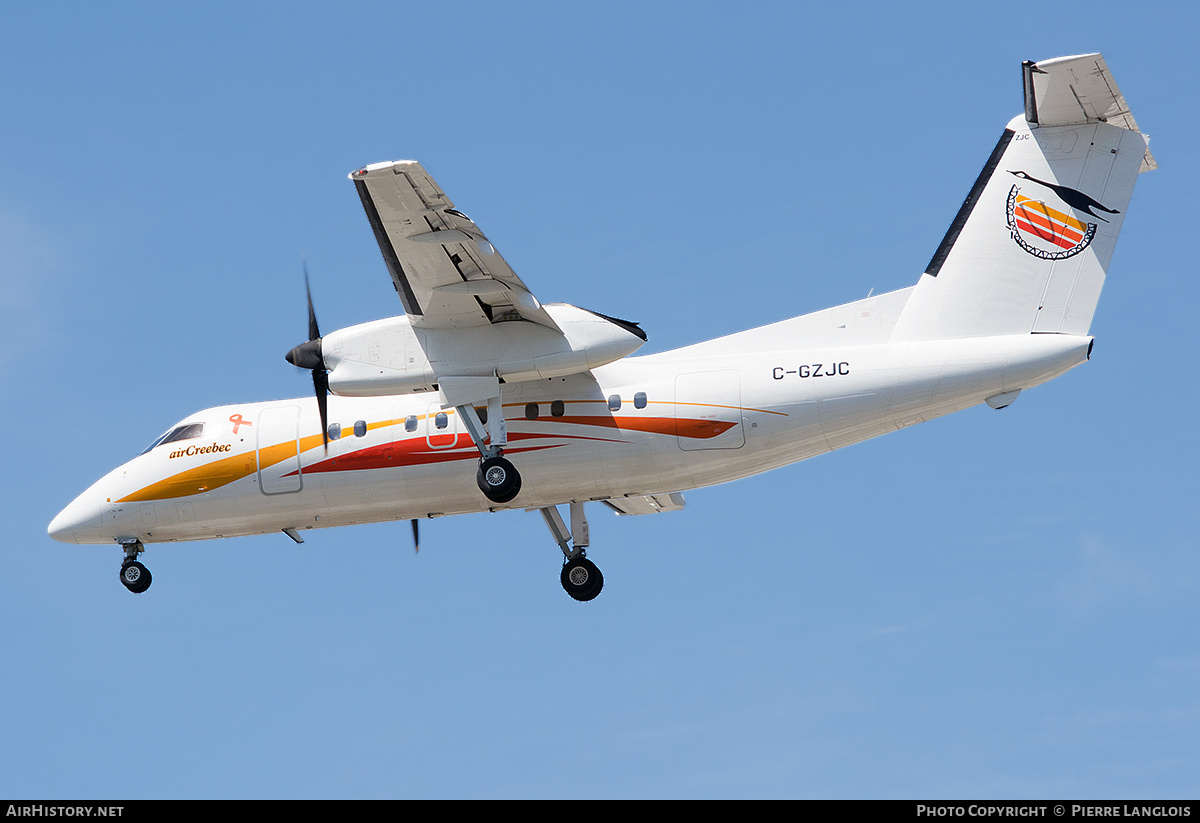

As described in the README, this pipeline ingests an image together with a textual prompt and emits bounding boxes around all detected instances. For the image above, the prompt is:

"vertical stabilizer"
[892,54,1154,341]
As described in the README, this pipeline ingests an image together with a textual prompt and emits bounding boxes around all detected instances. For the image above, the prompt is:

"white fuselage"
[48,326,1091,547]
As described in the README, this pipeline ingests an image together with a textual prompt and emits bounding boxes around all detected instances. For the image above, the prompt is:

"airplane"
[48,54,1156,601]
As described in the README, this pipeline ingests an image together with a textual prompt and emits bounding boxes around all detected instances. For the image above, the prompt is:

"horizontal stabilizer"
[1024,54,1156,172]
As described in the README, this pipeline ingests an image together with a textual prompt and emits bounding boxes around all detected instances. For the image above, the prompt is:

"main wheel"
[477,456,521,503]
[120,561,152,594]
[561,556,603,602]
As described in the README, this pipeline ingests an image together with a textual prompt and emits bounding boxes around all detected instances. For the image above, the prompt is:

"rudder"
[892,54,1154,341]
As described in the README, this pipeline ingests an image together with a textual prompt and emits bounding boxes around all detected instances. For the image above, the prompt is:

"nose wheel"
[117,539,152,594]
[120,561,152,594]
[561,555,603,601]
[541,503,604,602]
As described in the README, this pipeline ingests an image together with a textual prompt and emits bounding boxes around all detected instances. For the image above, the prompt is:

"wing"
[601,493,686,515]
[349,160,560,331]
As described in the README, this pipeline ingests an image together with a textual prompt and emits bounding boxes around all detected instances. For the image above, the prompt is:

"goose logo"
[1005,171,1118,261]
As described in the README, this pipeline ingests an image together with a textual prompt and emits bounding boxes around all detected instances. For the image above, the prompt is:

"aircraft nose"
[48,493,102,544]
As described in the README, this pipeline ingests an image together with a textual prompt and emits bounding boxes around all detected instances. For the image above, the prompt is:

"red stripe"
[1015,205,1084,244]
[290,431,625,477]
[1015,218,1078,250]
[289,415,739,478]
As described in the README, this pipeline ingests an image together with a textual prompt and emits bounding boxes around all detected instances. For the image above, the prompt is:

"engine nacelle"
[323,303,645,397]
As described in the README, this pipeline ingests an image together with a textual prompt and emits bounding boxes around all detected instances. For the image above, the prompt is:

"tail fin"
[892,54,1155,341]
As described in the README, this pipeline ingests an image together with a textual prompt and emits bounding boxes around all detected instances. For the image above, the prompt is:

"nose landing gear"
[120,561,152,593]
[541,503,604,602]
[560,555,603,602]
[117,539,152,594]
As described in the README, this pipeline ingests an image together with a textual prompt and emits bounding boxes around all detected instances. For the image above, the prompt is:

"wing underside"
[601,493,686,515]
[350,161,559,331]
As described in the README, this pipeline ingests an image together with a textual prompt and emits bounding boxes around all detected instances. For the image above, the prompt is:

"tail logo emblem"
[1005,171,1117,261]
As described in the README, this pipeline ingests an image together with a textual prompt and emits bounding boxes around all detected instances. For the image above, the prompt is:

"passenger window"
[475,407,488,425]
[354,420,367,437]
[634,392,647,409]
[525,403,539,420]
[405,415,418,433]
[551,400,565,418]
[328,423,342,440]
[435,412,448,430]
[608,395,621,411]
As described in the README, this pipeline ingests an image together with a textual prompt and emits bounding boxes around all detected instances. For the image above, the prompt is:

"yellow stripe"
[1015,194,1088,232]
[118,432,327,502]
[118,451,258,502]
[117,397,785,503]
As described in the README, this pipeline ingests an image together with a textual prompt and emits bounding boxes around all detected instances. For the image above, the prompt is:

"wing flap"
[601,493,686,515]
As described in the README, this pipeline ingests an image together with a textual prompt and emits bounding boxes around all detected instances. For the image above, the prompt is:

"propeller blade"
[313,368,330,453]
[286,262,329,454]
[411,519,420,553]
[304,261,321,342]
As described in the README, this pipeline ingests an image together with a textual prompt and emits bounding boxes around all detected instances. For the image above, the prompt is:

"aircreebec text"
[169,443,233,459]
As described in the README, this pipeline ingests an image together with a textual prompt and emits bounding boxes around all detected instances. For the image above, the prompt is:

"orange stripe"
[117,405,747,503]
[1015,194,1087,232]
[502,399,787,416]
[1015,204,1085,244]
[118,432,326,502]
[118,451,259,502]
[532,415,736,438]
[1015,219,1078,250]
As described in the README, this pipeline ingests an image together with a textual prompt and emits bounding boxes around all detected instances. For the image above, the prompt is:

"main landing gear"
[477,455,521,504]
[453,391,600,599]
[454,395,523,505]
[542,502,603,602]
[118,539,151,594]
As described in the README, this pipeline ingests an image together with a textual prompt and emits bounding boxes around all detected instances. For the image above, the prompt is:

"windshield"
[141,422,205,455]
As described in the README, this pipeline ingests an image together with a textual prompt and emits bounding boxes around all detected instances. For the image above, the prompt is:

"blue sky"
[3,1,1198,799]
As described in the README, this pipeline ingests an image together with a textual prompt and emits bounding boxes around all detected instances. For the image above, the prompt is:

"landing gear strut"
[454,393,523,505]
[118,539,151,594]
[542,503,603,602]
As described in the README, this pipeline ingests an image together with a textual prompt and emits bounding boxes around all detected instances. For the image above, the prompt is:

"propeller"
[411,518,420,553]
[285,264,329,452]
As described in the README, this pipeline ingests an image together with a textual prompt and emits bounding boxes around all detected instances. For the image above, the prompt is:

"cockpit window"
[142,422,205,454]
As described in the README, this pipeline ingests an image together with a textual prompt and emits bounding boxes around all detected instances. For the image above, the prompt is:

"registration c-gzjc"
[773,362,850,380]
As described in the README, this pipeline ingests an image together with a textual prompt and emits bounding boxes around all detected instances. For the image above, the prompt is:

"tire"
[120,561,152,594]
[476,456,521,503]
[560,556,603,602]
